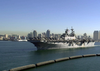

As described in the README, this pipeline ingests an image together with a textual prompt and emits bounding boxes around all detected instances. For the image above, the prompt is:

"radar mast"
[70,27,75,36]
[65,28,69,35]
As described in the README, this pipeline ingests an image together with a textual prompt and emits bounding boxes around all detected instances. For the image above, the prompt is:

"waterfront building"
[93,31,98,41]
[33,30,37,38]
[46,30,50,38]
[83,33,87,39]
[20,36,24,39]
[98,31,100,40]
[28,32,33,38]
[51,33,55,38]
[4,34,8,38]
[84,33,87,36]
[81,36,84,39]
[42,32,46,37]
[0,36,3,40]
[55,34,59,39]
[17,35,20,39]
[8,35,12,39]
[38,34,42,38]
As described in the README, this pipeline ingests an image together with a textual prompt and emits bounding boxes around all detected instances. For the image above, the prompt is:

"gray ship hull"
[31,42,60,50]
[30,41,95,50]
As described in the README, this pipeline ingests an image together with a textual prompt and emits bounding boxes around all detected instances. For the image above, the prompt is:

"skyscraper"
[51,33,55,38]
[83,33,87,37]
[83,33,87,39]
[42,32,46,37]
[46,30,50,38]
[17,35,20,39]
[33,30,37,38]
[28,32,33,38]
[38,34,42,38]
[98,31,100,40]
[4,34,8,38]
[93,31,98,41]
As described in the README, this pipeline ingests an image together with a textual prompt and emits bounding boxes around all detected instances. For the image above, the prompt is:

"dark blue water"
[0,41,100,71]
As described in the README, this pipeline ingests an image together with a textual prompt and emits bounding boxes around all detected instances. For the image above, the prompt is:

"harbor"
[0,41,100,71]
[1,0,100,71]
[9,54,99,71]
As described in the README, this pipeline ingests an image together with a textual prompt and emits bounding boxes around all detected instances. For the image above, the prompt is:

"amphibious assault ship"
[28,28,95,50]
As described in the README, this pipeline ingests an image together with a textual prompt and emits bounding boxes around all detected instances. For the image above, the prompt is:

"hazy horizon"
[1,0,100,37]
[0,29,94,38]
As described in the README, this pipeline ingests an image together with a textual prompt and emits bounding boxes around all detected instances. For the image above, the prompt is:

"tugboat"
[28,28,95,50]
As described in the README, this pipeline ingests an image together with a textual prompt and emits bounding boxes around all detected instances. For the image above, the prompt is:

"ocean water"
[0,41,100,71]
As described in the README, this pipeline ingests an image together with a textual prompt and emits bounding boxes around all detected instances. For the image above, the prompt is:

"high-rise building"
[38,34,42,38]
[28,32,33,38]
[51,33,55,38]
[81,36,84,39]
[4,34,8,38]
[17,35,20,39]
[46,30,50,38]
[21,36,25,39]
[84,33,87,37]
[42,32,46,37]
[98,31,100,40]
[33,30,37,37]
[83,33,87,39]
[93,31,98,41]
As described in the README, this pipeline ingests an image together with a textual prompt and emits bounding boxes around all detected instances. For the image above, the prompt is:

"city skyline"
[0,29,94,41]
[1,0,100,37]
[0,29,92,37]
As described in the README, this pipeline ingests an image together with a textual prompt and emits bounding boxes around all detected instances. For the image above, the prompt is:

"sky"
[0,0,100,37]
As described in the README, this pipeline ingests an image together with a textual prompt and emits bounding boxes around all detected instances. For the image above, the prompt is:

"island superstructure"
[28,28,95,50]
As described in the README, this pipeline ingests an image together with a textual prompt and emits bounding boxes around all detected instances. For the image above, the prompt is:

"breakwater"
[9,54,100,71]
